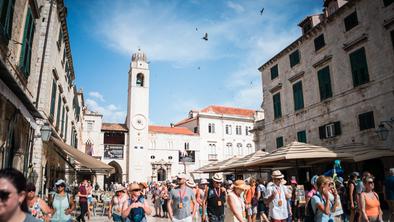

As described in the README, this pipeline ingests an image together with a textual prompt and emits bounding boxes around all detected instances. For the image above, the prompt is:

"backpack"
[304,194,316,222]
[128,195,145,222]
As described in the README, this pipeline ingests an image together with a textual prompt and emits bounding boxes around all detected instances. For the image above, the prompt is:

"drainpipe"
[35,0,54,108]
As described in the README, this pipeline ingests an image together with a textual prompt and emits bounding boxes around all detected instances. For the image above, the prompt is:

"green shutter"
[317,66,333,101]
[297,131,307,143]
[344,11,358,31]
[350,47,369,87]
[273,93,282,119]
[56,94,61,129]
[19,7,35,77]
[49,80,57,120]
[276,137,284,148]
[314,34,325,51]
[61,106,65,136]
[0,0,15,40]
[293,81,304,111]
[65,114,68,140]
[359,111,375,131]
[289,50,300,67]
[271,64,278,80]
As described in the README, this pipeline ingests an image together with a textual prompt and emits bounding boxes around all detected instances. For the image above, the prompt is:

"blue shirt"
[311,192,335,222]
[385,176,394,200]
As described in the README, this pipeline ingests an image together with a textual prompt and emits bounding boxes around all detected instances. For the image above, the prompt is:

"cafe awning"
[222,150,269,171]
[51,136,115,174]
[331,143,394,162]
[194,155,242,173]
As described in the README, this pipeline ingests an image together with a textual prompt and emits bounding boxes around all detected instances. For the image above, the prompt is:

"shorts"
[247,206,258,216]
[258,201,266,213]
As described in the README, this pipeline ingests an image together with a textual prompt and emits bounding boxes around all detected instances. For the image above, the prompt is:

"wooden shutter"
[20,8,35,77]
[50,80,57,120]
[334,121,341,136]
[317,66,333,101]
[56,94,62,129]
[271,64,279,80]
[350,47,369,87]
[319,125,326,139]
[289,50,300,67]
[293,81,304,111]
[314,34,325,51]
[273,93,282,119]
[297,131,307,143]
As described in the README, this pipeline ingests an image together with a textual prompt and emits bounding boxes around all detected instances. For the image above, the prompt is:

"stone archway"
[105,161,122,185]
[151,159,171,182]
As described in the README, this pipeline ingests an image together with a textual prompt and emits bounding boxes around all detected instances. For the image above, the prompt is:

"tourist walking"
[122,183,151,222]
[160,184,169,218]
[152,183,162,217]
[384,168,394,222]
[360,176,383,222]
[197,179,209,222]
[225,180,249,222]
[203,173,226,222]
[245,178,258,222]
[256,179,269,222]
[0,168,40,222]
[265,170,288,222]
[109,184,127,222]
[348,172,359,222]
[49,179,75,222]
[76,179,88,222]
[168,174,196,222]
[26,182,52,221]
[311,176,338,222]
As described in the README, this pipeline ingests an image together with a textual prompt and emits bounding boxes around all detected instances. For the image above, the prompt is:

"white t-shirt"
[264,184,288,220]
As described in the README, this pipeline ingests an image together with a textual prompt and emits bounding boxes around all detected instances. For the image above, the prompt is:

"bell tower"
[127,49,150,182]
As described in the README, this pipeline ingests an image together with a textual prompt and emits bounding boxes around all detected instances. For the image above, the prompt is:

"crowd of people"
[0,167,393,222]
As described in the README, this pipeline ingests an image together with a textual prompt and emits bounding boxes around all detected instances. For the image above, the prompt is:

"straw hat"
[128,183,140,191]
[271,170,284,179]
[200,178,209,185]
[232,180,249,190]
[212,173,223,182]
[115,184,125,192]
[186,179,196,188]
[177,173,188,180]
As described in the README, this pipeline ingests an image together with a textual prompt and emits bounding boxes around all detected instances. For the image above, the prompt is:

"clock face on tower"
[132,114,147,130]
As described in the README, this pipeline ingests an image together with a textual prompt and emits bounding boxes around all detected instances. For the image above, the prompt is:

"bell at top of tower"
[132,49,147,62]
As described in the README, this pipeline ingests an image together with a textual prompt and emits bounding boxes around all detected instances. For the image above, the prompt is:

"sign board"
[296,185,306,205]
[104,145,124,159]
[179,150,195,163]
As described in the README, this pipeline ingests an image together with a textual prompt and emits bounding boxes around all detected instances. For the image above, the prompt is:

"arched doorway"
[105,161,122,187]
[157,168,166,181]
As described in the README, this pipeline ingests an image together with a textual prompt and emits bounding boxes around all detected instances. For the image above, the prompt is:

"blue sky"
[65,0,322,125]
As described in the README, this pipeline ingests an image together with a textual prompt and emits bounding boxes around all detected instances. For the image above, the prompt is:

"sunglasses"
[132,189,141,192]
[368,181,374,184]
[27,189,36,192]
[0,190,11,202]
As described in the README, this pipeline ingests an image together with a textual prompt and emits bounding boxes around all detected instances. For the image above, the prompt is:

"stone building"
[257,0,394,176]
[82,50,261,187]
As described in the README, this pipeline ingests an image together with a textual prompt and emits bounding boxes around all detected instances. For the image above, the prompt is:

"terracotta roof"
[149,125,195,135]
[102,123,128,132]
[200,105,255,117]
[174,117,197,126]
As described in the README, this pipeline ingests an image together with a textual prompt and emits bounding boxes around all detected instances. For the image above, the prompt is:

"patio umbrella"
[330,143,394,162]
[194,155,242,173]
[221,150,269,171]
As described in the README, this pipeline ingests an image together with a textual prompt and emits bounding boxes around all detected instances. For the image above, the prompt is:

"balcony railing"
[208,154,218,161]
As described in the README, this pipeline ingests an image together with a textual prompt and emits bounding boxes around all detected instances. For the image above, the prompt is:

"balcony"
[208,154,218,161]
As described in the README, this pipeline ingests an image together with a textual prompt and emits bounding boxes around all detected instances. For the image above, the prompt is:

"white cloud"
[85,99,126,123]
[227,1,245,13]
[88,91,105,102]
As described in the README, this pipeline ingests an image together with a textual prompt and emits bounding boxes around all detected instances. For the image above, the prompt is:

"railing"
[208,154,218,161]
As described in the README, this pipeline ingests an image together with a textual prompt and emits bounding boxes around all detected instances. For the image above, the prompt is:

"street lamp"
[40,124,52,142]
[376,118,393,141]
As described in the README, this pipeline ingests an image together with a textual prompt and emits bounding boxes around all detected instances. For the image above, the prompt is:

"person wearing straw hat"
[122,183,151,222]
[225,180,249,222]
[265,170,288,222]
[186,179,198,221]
[203,173,226,222]
[109,184,127,222]
[168,174,196,222]
[197,179,209,222]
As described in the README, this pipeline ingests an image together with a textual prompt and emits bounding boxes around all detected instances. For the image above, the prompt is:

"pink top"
[307,188,317,198]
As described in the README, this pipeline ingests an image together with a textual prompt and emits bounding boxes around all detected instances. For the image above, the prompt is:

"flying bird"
[202,33,208,41]
[196,27,198,31]
[260,8,264,15]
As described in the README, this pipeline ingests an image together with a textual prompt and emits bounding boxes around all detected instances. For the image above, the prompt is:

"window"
[56,94,61,129]
[276,137,284,148]
[208,143,217,160]
[319,121,341,139]
[273,93,282,119]
[184,142,190,150]
[293,81,304,111]
[245,126,251,135]
[61,106,65,136]
[270,64,279,80]
[225,125,232,135]
[289,50,300,67]
[193,127,198,133]
[168,156,173,160]
[0,0,15,41]
[225,143,233,157]
[344,11,358,31]
[391,30,394,51]
[236,143,243,156]
[150,155,155,159]
[359,111,375,131]
[383,0,394,7]
[236,125,242,135]
[350,47,369,87]
[19,8,35,77]
[297,130,307,143]
[208,123,215,133]
[136,73,144,86]
[57,26,63,50]
[62,48,66,65]
[384,0,394,7]
[86,120,94,131]
[64,114,68,140]
[247,143,253,154]
[49,79,57,120]
[317,66,333,101]
[314,34,325,51]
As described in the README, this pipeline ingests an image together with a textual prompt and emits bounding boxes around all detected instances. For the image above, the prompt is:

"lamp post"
[376,118,393,141]
[40,124,52,142]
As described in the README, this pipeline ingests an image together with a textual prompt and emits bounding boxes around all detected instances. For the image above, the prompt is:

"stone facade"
[258,0,394,153]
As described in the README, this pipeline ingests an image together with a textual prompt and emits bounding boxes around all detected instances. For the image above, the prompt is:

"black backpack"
[304,194,316,222]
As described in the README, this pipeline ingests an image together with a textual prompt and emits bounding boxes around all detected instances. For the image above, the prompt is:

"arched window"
[225,143,233,157]
[247,143,253,154]
[237,143,243,156]
[136,73,144,87]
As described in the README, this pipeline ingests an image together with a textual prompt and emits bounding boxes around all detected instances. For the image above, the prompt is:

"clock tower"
[127,49,150,182]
